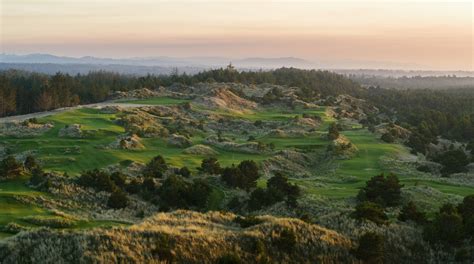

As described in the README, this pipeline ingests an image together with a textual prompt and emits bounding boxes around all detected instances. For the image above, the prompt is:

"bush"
[381,132,395,143]
[24,155,39,171]
[186,178,212,209]
[126,178,141,194]
[107,190,129,209]
[327,123,339,140]
[458,195,474,237]
[267,173,300,208]
[248,188,275,211]
[357,173,403,207]
[398,201,426,224]
[158,175,189,209]
[423,203,464,246]
[143,155,168,178]
[221,160,260,190]
[434,149,469,175]
[0,156,23,179]
[352,202,388,225]
[178,166,191,177]
[77,169,116,192]
[354,232,384,263]
[110,171,126,188]
[29,167,46,186]
[247,173,301,211]
[199,157,221,175]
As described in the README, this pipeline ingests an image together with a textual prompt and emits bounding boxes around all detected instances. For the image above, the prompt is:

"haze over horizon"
[1,0,473,70]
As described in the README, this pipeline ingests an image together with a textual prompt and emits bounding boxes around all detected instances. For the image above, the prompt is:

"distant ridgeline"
[0,66,473,145]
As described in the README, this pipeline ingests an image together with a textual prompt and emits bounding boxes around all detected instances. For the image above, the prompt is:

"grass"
[1,96,472,236]
[0,177,129,239]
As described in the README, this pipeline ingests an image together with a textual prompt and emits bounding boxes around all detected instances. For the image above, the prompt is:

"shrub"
[357,173,403,207]
[352,201,388,225]
[29,167,46,186]
[143,155,168,178]
[381,132,395,143]
[199,157,221,175]
[110,171,126,188]
[433,149,469,175]
[327,123,339,140]
[267,173,300,208]
[77,169,116,192]
[186,178,212,209]
[126,178,141,194]
[423,203,464,246]
[354,232,384,263]
[398,201,426,224]
[24,155,39,171]
[178,166,191,177]
[0,155,23,179]
[458,195,474,237]
[158,175,190,209]
[221,160,260,190]
[248,188,272,211]
[247,173,301,211]
[107,190,129,209]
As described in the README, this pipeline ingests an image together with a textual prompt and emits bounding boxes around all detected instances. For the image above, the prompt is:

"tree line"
[0,67,364,117]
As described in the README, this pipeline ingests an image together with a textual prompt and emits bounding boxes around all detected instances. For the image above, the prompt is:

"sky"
[1,0,473,70]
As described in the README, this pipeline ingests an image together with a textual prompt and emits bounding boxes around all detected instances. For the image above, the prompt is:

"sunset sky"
[1,0,473,70]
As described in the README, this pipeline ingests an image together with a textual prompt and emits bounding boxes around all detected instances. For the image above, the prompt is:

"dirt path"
[0,101,154,123]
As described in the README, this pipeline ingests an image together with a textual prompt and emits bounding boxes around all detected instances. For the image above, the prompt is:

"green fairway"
[300,128,474,200]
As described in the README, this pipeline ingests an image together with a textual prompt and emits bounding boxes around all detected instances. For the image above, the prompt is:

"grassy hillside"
[0,96,472,240]
[0,210,355,263]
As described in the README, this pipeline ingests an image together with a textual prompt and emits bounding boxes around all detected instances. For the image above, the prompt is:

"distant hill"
[0,53,314,69]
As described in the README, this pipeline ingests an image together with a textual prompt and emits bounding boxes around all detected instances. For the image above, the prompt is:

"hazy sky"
[1,0,473,70]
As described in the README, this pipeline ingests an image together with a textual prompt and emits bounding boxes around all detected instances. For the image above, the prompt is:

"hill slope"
[0,210,354,264]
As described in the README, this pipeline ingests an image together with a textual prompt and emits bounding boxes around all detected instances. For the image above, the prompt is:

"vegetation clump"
[357,173,403,207]
[248,173,301,211]
[352,201,388,225]
[143,155,168,178]
[221,160,260,190]
[354,232,384,264]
